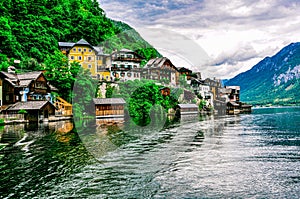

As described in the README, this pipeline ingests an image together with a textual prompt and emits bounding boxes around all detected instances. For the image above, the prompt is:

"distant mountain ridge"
[225,42,300,105]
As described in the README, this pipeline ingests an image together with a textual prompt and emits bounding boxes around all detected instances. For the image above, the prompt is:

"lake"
[0,107,299,198]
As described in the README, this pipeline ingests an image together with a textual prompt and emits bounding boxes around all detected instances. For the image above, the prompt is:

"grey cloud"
[211,44,259,66]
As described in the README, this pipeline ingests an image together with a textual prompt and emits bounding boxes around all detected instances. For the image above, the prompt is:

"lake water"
[0,107,299,198]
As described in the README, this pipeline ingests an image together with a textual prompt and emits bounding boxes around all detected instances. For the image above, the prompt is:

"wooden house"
[143,57,180,86]
[93,98,126,118]
[176,104,199,115]
[227,101,240,115]
[3,101,56,122]
[0,72,19,107]
[238,102,252,113]
[17,71,52,101]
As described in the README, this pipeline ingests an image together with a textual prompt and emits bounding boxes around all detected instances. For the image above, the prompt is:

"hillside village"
[0,38,251,123]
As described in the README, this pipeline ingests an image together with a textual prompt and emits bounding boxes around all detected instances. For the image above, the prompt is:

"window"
[84,48,86,52]
[78,48,82,52]
[70,56,74,60]
[88,56,92,61]
[78,56,82,60]
[89,49,92,52]
[121,72,125,77]
[88,64,92,69]
[127,73,131,77]
[73,48,76,52]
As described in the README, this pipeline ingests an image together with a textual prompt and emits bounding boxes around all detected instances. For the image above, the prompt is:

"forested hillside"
[0,0,160,70]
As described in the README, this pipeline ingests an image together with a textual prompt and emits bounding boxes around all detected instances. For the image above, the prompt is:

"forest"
[0,0,161,102]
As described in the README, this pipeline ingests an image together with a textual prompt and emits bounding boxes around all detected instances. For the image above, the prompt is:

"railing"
[0,114,25,120]
[96,110,124,116]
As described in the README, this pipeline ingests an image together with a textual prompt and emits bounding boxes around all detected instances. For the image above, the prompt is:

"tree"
[43,50,80,102]
[72,68,97,117]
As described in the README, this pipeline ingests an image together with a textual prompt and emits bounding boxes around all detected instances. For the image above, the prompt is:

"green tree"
[43,50,80,102]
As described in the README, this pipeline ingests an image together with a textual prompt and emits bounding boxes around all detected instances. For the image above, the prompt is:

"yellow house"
[59,39,97,77]
[93,47,112,81]
[59,39,113,81]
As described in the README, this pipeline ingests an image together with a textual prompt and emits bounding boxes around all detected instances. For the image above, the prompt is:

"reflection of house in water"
[93,98,126,119]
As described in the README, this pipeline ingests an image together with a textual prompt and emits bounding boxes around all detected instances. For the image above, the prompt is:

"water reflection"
[0,121,93,199]
[1,108,299,198]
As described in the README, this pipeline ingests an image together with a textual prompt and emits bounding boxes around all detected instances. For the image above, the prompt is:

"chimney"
[8,66,16,74]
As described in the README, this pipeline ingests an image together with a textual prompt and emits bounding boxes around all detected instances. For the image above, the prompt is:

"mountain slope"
[0,0,160,70]
[225,42,300,105]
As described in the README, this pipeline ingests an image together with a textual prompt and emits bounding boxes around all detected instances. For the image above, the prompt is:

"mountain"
[225,42,300,106]
[0,0,160,70]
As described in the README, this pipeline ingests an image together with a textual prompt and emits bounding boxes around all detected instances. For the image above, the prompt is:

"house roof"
[17,71,43,80]
[76,38,90,46]
[93,98,126,105]
[227,101,240,107]
[1,71,18,80]
[58,42,75,47]
[119,48,134,53]
[177,104,198,109]
[93,46,104,55]
[144,57,178,70]
[18,79,33,87]
[5,101,56,111]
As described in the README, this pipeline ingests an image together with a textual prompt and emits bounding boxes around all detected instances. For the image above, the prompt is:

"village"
[0,39,252,124]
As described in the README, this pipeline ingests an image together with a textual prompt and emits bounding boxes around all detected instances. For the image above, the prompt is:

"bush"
[18,109,27,114]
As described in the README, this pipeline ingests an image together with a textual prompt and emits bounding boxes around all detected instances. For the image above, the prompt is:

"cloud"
[211,43,259,66]
[99,0,300,78]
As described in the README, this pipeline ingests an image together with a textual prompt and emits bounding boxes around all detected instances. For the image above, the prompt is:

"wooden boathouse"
[93,98,126,118]
[3,101,56,122]
[176,104,199,115]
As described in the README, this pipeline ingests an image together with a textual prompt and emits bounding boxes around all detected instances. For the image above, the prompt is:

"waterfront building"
[176,104,199,115]
[58,39,98,78]
[111,49,143,82]
[143,57,180,86]
[3,100,56,122]
[93,98,126,118]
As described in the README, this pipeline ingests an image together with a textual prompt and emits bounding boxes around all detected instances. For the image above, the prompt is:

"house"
[0,71,19,107]
[225,86,240,102]
[93,98,126,118]
[59,39,98,77]
[3,101,56,122]
[227,101,240,115]
[0,71,54,106]
[176,104,199,115]
[94,46,112,81]
[110,49,143,82]
[178,67,193,80]
[191,78,213,106]
[17,71,52,102]
[143,57,180,86]
[238,102,252,113]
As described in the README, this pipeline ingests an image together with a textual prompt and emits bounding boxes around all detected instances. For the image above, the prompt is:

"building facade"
[143,57,180,86]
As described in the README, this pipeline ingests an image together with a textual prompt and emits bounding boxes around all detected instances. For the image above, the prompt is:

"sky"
[99,0,300,79]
